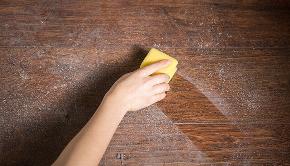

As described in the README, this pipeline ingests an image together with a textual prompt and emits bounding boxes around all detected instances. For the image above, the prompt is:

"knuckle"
[160,85,167,91]
[133,71,145,79]
[119,74,126,79]
[134,68,143,74]
[161,93,166,98]
[120,72,133,80]
[159,74,169,82]
[144,77,153,84]
[157,93,166,101]
[132,70,141,76]
[154,74,167,82]
[122,73,130,78]
[160,83,169,90]
[165,84,170,90]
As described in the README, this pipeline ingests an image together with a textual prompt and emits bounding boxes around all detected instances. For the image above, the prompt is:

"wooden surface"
[1,0,290,165]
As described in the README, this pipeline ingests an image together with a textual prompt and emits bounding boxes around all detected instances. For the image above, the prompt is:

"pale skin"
[53,60,172,166]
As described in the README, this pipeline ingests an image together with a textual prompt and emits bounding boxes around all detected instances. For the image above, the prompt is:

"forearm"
[53,60,171,165]
[53,97,127,166]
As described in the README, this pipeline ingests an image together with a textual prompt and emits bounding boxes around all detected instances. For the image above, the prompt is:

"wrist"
[101,94,128,115]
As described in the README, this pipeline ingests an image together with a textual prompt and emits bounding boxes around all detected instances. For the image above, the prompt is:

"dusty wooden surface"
[1,0,290,165]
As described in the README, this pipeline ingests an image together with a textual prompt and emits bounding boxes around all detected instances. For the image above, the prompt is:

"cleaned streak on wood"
[1,0,290,165]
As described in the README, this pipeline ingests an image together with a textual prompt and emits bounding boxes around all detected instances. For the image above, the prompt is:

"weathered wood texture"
[1,0,290,165]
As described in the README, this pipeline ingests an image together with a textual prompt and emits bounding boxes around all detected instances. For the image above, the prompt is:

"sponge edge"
[140,48,178,82]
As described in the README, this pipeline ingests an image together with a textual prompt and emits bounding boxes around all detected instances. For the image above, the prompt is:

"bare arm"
[53,60,171,166]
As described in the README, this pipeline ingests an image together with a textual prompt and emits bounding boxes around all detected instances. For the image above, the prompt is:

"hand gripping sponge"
[140,48,178,82]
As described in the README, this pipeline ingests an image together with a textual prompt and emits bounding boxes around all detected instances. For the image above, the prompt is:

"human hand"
[103,60,171,113]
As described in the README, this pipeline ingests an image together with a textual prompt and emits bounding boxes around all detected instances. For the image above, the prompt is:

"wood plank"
[0,0,289,48]
[100,107,209,165]
[158,48,290,124]
[1,47,290,165]
[1,0,290,165]
[177,123,290,164]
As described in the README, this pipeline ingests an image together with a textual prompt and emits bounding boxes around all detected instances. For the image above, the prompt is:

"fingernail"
[163,59,171,64]
[165,74,170,80]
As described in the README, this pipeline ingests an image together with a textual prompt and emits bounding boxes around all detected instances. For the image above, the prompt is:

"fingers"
[152,83,170,94]
[150,93,166,103]
[146,74,170,85]
[137,60,171,77]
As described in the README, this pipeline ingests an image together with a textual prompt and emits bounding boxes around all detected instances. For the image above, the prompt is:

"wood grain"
[1,0,289,165]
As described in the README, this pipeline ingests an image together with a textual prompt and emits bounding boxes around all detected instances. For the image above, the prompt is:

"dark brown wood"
[158,73,290,164]
[1,0,290,165]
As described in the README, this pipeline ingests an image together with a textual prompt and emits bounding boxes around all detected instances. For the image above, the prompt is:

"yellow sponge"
[140,48,178,82]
